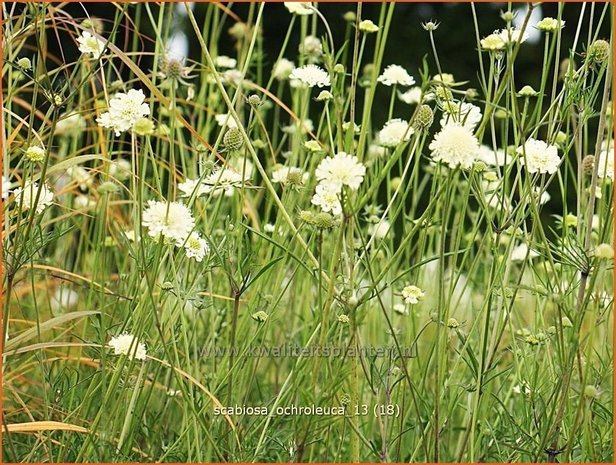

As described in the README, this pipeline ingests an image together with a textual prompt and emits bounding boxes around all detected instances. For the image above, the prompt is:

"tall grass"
[2,2,613,462]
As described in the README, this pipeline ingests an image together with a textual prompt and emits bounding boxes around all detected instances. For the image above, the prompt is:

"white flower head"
[222,69,243,85]
[368,220,391,240]
[359,19,379,33]
[97,89,150,136]
[272,58,295,81]
[299,35,323,60]
[56,112,87,136]
[50,286,79,313]
[315,152,366,191]
[108,333,147,361]
[429,123,479,169]
[178,178,210,197]
[377,118,414,147]
[289,64,331,88]
[214,113,239,129]
[398,86,434,105]
[184,232,210,262]
[401,285,425,305]
[377,64,415,86]
[284,2,314,15]
[24,145,46,162]
[77,31,106,58]
[204,167,245,196]
[537,17,565,32]
[498,28,529,45]
[477,145,510,167]
[215,55,237,69]
[311,182,342,215]
[480,33,505,51]
[142,200,195,245]
[516,138,561,174]
[282,118,314,134]
[511,243,539,262]
[440,102,482,130]
[272,166,307,184]
[596,147,614,181]
[13,182,54,214]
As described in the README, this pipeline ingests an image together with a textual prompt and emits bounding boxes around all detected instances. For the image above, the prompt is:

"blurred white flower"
[56,112,86,136]
[142,200,195,245]
[299,35,323,61]
[282,118,314,134]
[204,167,245,196]
[184,232,210,262]
[596,147,613,181]
[516,138,560,174]
[214,113,239,129]
[368,220,391,240]
[215,55,237,69]
[13,181,54,214]
[401,285,425,304]
[477,145,509,166]
[315,152,366,191]
[272,166,307,184]
[377,64,415,86]
[398,86,433,105]
[24,145,45,162]
[77,31,106,58]
[272,58,295,81]
[429,123,479,169]
[377,118,414,147]
[222,69,243,85]
[511,243,539,262]
[284,2,314,15]
[289,64,330,88]
[108,333,147,361]
[109,158,132,182]
[311,183,342,215]
[440,102,482,130]
[178,178,210,197]
[97,89,150,136]
[498,27,529,45]
[50,286,79,313]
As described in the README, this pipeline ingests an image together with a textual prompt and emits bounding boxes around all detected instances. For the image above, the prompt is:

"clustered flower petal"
[377,64,415,86]
[596,147,614,181]
[377,119,414,147]
[142,200,195,245]
[108,333,147,361]
[284,2,314,15]
[516,138,561,174]
[315,152,366,191]
[13,181,54,214]
[429,123,479,169]
[97,89,150,136]
[440,102,482,130]
[401,285,425,305]
[77,31,106,58]
[289,64,331,88]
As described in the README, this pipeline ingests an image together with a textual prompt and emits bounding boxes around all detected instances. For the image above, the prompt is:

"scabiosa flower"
[401,285,425,305]
[24,144,45,162]
[108,333,147,361]
[359,19,379,33]
[184,232,210,262]
[377,64,415,86]
[272,166,307,185]
[398,86,434,105]
[76,31,106,58]
[299,36,323,61]
[204,167,245,196]
[13,182,54,214]
[596,147,614,181]
[214,113,239,129]
[511,243,539,262]
[142,200,195,245]
[498,28,529,45]
[289,64,331,88]
[377,119,414,147]
[272,58,295,81]
[516,138,561,174]
[215,55,237,69]
[97,89,150,136]
[537,17,565,32]
[311,183,342,215]
[368,220,391,239]
[440,102,482,130]
[284,2,314,15]
[315,152,366,191]
[429,123,479,169]
[477,145,510,166]
[56,112,87,136]
[480,32,505,51]
[282,118,314,134]
[178,178,210,197]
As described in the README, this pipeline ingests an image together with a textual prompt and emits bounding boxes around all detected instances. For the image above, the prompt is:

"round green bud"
[223,127,244,151]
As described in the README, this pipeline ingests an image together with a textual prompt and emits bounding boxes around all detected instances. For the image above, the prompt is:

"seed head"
[413,104,434,131]
[586,40,610,68]
[223,127,244,151]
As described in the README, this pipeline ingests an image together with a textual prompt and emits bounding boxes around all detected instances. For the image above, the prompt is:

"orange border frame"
[0,1,614,464]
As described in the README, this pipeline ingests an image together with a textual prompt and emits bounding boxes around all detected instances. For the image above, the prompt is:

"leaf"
[3,421,88,434]
[5,311,100,352]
